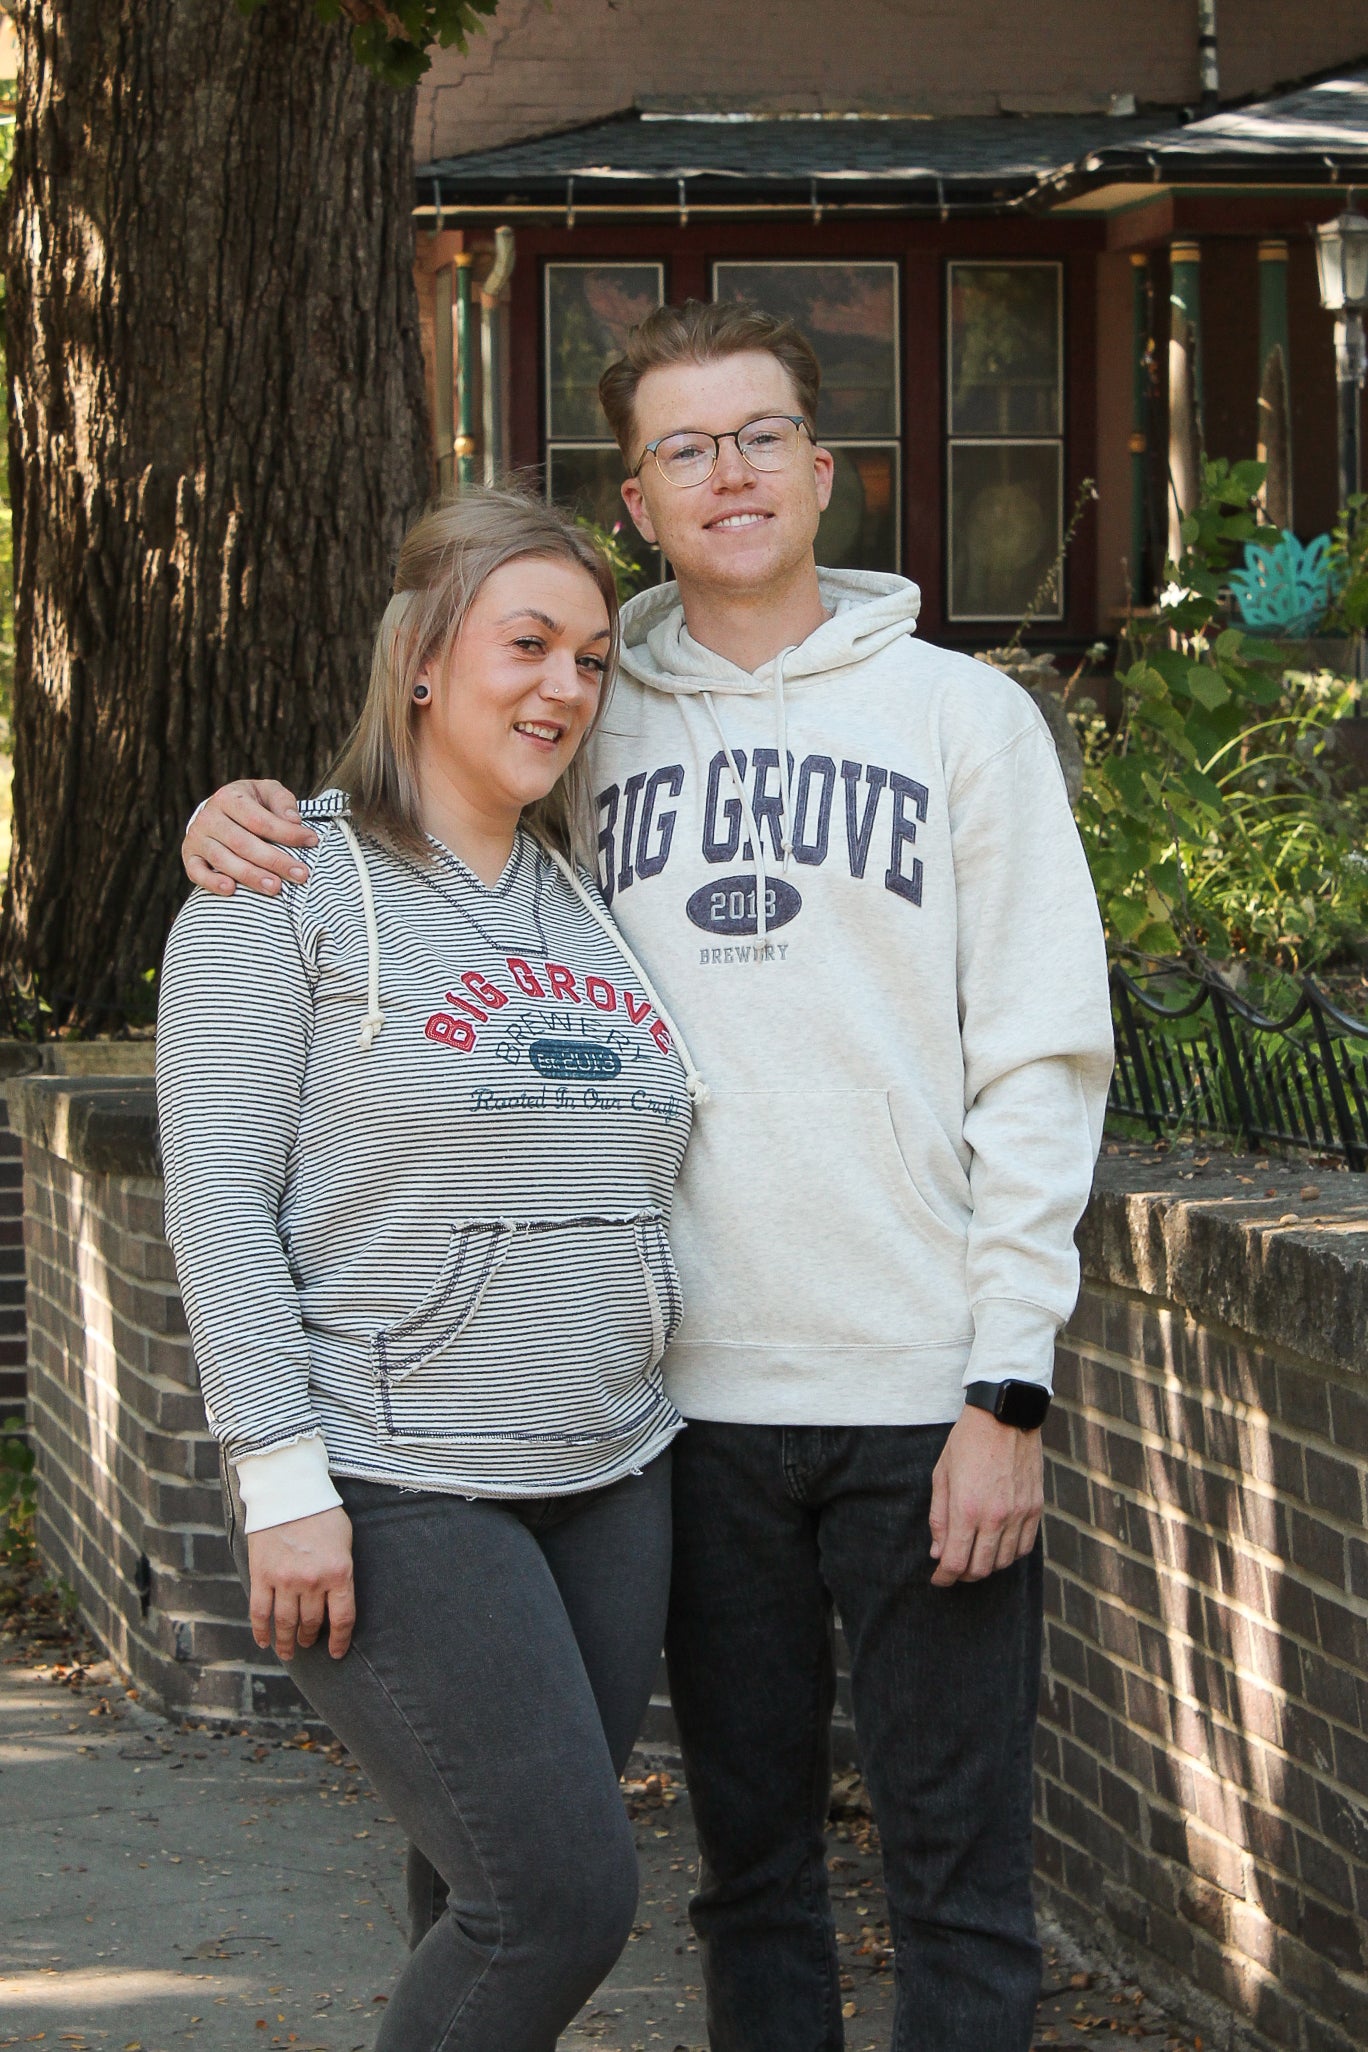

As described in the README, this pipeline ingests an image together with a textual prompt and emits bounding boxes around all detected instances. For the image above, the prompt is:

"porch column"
[454,252,476,491]
[433,262,456,494]
[1168,239,1203,562]
[1129,253,1151,603]
[1257,239,1293,530]
[480,227,517,488]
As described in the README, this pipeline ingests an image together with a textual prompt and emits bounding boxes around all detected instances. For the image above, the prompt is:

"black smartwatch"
[963,1379,1051,1431]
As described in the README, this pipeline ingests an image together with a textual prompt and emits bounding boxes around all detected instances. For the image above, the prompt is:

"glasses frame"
[631,414,813,487]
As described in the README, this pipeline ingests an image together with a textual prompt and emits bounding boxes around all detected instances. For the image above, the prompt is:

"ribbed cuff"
[963,1299,1060,1392]
[234,1435,342,1535]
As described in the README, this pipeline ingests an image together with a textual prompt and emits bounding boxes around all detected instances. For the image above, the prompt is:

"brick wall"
[10,1074,1368,2045]
[415,0,1368,163]
[0,1042,158,1424]
[1037,1157,1368,2052]
[9,1074,307,1727]
[0,1081,26,1417]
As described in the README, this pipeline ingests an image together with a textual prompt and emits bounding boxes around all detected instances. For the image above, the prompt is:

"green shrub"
[1077,459,1368,972]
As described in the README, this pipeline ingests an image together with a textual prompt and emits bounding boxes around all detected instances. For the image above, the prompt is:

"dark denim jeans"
[665,1422,1042,2052]
[223,1454,671,2052]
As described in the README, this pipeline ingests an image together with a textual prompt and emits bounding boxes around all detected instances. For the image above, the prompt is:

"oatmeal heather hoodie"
[587,568,1113,1425]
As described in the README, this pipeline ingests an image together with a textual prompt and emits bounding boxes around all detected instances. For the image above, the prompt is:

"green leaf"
[1185,665,1231,710]
[1105,894,1154,942]
[1179,765,1224,811]
[1231,459,1269,498]
[1134,916,1180,955]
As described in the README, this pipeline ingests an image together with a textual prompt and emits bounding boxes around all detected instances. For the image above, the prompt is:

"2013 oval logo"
[685,874,802,936]
[528,1039,623,1080]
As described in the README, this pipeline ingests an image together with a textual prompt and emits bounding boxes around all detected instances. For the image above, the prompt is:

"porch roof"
[419,107,1174,213]
[419,66,1368,215]
[1046,67,1368,201]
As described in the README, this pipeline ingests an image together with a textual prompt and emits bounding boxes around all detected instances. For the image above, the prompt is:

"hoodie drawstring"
[701,690,773,944]
[337,819,386,1050]
[536,840,711,1106]
[772,646,799,873]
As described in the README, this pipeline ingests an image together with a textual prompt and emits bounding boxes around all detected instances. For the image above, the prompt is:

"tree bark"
[2,1,431,1030]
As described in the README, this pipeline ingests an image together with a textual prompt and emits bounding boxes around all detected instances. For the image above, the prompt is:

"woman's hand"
[183,779,316,897]
[247,1506,356,1661]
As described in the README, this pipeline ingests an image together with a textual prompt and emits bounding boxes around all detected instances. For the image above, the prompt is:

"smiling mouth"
[513,721,567,745]
[706,511,773,531]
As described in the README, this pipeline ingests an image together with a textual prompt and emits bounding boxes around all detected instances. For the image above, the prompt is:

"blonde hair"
[329,488,619,865]
[598,299,822,461]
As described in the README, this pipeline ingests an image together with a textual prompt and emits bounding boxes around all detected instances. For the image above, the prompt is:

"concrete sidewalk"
[1,1633,1210,2052]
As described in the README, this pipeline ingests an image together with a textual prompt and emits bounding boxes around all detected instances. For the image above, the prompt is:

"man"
[183,299,1113,2052]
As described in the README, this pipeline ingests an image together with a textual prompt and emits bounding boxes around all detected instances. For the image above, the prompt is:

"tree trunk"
[2,1,431,1031]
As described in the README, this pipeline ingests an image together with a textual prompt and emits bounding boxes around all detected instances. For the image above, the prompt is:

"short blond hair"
[598,299,822,461]
[328,488,619,865]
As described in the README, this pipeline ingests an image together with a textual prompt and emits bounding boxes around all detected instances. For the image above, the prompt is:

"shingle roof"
[420,66,1368,211]
[1136,70,1368,163]
[1057,67,1368,194]
[421,109,1172,207]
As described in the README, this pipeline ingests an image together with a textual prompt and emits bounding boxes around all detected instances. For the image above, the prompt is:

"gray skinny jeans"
[223,1454,671,2052]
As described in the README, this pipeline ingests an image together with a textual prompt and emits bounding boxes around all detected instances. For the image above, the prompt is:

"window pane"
[816,447,899,573]
[714,263,898,438]
[949,265,1061,437]
[546,446,660,588]
[546,264,664,440]
[948,442,1062,621]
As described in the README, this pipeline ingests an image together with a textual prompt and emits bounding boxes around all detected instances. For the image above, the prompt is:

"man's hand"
[182,779,316,898]
[928,1404,1044,1588]
[246,1506,356,1661]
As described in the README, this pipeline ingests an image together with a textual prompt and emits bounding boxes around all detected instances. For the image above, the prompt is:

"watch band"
[963,1379,1052,1431]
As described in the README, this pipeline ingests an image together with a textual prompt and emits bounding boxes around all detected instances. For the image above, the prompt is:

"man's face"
[619,352,834,601]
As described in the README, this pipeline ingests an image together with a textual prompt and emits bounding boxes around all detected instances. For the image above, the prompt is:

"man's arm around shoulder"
[183,780,316,897]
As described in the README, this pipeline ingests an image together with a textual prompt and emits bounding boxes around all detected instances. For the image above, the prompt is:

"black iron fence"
[1110,965,1368,1169]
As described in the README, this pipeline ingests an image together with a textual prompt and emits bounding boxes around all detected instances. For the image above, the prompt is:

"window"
[946,263,1063,624]
[544,262,665,584]
[712,261,901,574]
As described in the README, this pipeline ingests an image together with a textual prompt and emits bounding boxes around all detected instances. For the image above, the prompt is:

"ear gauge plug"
[413,680,431,702]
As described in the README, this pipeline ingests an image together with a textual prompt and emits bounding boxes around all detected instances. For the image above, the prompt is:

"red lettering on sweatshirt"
[425,1013,476,1052]
[460,970,509,1010]
[425,957,666,1061]
[506,957,546,998]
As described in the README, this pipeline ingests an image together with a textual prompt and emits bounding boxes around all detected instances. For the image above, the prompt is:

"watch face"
[998,1381,1051,1430]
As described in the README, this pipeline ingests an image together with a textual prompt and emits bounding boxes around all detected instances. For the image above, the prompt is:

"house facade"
[412,3,1368,649]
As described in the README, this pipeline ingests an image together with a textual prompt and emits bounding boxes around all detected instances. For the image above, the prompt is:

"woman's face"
[414,554,611,822]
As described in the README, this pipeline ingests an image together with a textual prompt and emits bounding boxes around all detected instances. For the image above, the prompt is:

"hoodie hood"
[618,568,921,698]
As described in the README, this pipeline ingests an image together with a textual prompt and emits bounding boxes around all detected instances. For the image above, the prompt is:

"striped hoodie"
[156,795,696,1532]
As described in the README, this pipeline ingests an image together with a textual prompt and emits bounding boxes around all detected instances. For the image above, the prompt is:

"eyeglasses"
[631,414,813,488]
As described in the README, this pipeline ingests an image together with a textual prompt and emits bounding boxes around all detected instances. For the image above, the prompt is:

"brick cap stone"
[1084,1152,1368,1379]
[6,1076,159,1177]
[0,1037,156,1080]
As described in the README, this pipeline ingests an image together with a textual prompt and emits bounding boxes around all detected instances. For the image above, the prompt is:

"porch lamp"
[1314,200,1368,509]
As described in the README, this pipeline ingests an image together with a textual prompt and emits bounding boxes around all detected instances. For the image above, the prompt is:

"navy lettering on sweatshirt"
[597,754,929,910]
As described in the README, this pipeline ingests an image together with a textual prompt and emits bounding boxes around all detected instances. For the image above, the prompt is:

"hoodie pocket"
[669,1088,973,1351]
[371,1210,682,1447]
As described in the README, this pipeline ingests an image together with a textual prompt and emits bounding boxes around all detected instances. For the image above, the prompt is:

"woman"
[156,490,705,2051]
